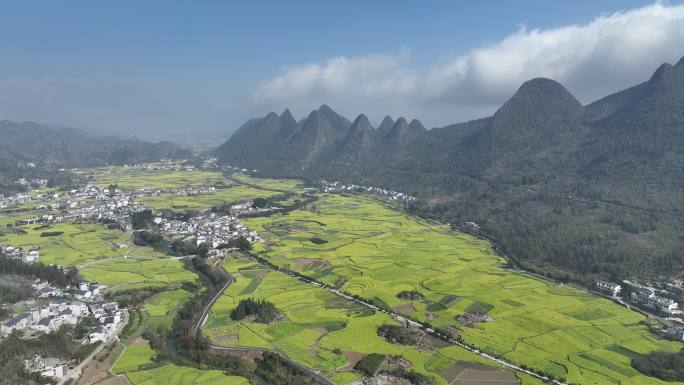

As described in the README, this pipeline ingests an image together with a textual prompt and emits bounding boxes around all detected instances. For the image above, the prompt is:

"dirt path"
[58,310,129,385]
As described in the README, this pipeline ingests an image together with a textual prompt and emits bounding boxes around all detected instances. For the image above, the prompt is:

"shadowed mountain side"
[215,57,684,280]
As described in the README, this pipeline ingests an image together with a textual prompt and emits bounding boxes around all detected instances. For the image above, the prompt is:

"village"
[0,163,271,382]
[319,180,416,204]
[155,208,260,254]
[595,278,684,342]
[0,278,123,381]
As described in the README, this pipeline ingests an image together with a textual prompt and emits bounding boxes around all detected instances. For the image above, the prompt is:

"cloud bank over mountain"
[254,2,684,126]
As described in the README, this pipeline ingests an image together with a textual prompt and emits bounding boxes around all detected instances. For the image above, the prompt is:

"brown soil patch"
[129,337,150,347]
[392,303,416,315]
[341,351,365,370]
[457,313,495,328]
[77,343,124,385]
[441,362,520,385]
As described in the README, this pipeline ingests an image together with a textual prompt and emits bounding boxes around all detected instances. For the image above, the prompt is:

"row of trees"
[0,256,79,287]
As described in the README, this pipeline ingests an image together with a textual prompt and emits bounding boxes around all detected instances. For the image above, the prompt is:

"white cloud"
[253,2,684,126]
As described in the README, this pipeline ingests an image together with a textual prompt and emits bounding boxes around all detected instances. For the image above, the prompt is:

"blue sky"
[1,1,683,139]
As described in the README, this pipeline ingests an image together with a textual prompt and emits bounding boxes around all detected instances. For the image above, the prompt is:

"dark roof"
[37,316,54,326]
[3,313,30,327]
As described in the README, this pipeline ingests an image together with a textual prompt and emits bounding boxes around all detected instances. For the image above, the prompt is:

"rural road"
[241,252,569,385]
[194,270,234,335]
[196,262,336,385]
[58,309,130,385]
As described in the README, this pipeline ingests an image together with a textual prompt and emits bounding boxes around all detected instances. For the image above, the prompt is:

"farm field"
[204,253,523,385]
[86,168,226,189]
[81,256,196,291]
[143,288,192,331]
[112,343,156,374]
[125,364,250,385]
[230,173,305,192]
[244,193,684,385]
[137,185,281,213]
[0,222,165,266]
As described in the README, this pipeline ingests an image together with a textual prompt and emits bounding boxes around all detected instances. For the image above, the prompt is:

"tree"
[130,209,154,230]
[251,198,269,209]
[230,236,251,251]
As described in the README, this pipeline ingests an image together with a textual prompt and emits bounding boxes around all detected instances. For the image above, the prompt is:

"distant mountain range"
[215,57,684,281]
[0,121,191,195]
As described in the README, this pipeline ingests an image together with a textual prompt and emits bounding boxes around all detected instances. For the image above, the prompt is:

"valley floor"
[1,166,681,385]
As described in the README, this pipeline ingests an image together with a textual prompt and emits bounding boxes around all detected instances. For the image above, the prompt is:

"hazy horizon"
[1,0,684,141]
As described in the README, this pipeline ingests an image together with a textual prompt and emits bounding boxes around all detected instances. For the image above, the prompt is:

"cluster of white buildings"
[1,297,122,343]
[33,280,64,299]
[137,159,196,172]
[631,289,680,314]
[86,301,122,343]
[2,182,224,230]
[624,280,681,315]
[155,211,259,249]
[1,300,89,335]
[0,280,120,343]
[0,192,34,208]
[596,281,622,297]
[319,180,416,203]
[73,282,106,302]
[0,245,40,262]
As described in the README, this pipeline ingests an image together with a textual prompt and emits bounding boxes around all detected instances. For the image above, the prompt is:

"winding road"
[202,250,566,385]
[193,263,336,385]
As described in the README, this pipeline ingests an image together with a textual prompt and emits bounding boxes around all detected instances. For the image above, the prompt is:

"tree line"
[0,256,79,287]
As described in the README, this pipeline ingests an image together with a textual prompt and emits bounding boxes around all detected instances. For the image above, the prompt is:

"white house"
[24,356,66,379]
[1,313,31,334]
[596,281,622,297]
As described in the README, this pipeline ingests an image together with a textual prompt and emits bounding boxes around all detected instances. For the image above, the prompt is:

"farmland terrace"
[216,193,684,385]
[1,165,682,385]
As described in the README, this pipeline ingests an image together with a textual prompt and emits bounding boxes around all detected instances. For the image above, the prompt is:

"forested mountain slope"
[216,57,684,281]
[0,120,191,195]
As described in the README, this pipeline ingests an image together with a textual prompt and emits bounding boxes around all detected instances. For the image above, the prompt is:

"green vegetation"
[144,288,192,331]
[131,209,154,230]
[397,291,425,301]
[216,61,684,282]
[0,256,78,287]
[205,253,513,385]
[0,222,166,266]
[377,324,424,346]
[355,353,385,375]
[112,343,156,374]
[244,193,684,385]
[230,298,281,323]
[0,325,98,385]
[633,349,684,381]
[230,173,304,192]
[81,256,196,291]
[126,364,251,385]
[138,185,280,213]
[89,168,224,189]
